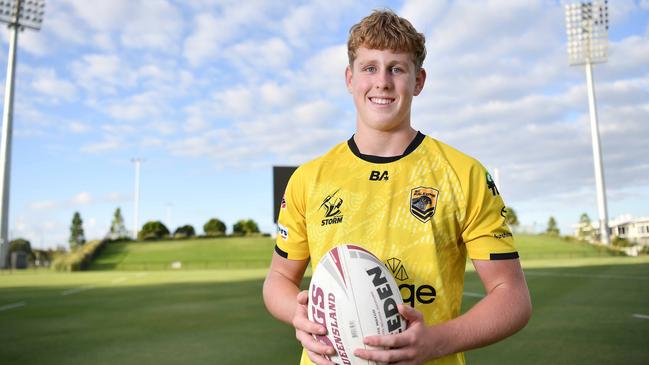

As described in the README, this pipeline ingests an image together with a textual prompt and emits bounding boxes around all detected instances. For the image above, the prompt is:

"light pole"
[564,0,610,245]
[0,0,45,269]
[131,158,143,240]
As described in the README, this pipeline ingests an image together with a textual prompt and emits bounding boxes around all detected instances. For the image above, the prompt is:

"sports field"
[1,235,648,364]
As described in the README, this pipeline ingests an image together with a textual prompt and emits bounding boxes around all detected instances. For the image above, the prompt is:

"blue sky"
[1,0,648,249]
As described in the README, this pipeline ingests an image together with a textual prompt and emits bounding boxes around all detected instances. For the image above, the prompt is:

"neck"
[353,124,418,157]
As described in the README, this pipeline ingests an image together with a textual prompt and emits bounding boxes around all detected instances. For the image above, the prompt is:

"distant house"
[574,214,649,245]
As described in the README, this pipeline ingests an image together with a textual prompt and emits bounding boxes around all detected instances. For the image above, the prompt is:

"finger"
[306,350,337,365]
[363,332,410,348]
[298,331,336,356]
[296,290,309,305]
[293,311,327,336]
[354,347,416,363]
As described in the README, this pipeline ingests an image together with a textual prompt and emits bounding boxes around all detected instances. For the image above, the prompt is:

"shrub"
[639,245,649,255]
[612,236,631,247]
[174,225,196,239]
[232,219,260,236]
[52,239,107,272]
[138,221,170,241]
[204,218,226,237]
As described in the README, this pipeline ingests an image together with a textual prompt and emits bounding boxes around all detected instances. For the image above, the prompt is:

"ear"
[345,65,353,93]
[413,67,426,96]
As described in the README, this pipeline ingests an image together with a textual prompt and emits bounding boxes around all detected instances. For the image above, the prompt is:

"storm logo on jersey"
[320,189,344,226]
[410,187,439,223]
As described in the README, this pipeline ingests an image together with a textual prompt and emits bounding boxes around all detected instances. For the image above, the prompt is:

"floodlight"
[0,0,46,268]
[564,1,610,245]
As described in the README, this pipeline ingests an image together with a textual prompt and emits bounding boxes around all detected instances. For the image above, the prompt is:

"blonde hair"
[347,9,426,70]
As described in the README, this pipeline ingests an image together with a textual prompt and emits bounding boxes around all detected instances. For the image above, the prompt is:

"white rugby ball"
[308,244,406,365]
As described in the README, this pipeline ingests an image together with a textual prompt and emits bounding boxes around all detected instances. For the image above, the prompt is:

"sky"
[1,0,648,249]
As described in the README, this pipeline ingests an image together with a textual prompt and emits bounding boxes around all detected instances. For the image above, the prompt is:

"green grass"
[89,236,275,270]
[514,234,621,260]
[1,235,648,364]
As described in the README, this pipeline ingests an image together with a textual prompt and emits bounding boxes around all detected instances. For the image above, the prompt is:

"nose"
[375,69,393,90]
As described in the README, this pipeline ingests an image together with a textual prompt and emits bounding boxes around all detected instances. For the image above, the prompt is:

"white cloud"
[30,200,58,211]
[224,37,293,75]
[67,122,92,134]
[31,68,78,101]
[71,192,93,205]
[80,137,124,154]
[182,0,278,66]
[105,91,167,121]
[72,54,137,94]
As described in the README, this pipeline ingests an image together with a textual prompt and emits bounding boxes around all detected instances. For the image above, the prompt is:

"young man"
[263,9,531,365]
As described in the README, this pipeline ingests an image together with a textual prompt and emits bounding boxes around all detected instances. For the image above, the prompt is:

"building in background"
[573,214,649,246]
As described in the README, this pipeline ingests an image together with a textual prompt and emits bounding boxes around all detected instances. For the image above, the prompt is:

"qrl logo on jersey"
[410,187,439,223]
[386,257,437,307]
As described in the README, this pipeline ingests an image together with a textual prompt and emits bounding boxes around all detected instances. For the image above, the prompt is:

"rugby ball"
[308,244,406,365]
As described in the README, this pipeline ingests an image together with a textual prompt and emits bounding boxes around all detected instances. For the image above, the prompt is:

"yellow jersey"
[276,132,518,365]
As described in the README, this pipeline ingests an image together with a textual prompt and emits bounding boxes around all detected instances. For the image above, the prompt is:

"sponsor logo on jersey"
[386,257,436,307]
[486,172,500,196]
[320,189,344,226]
[277,223,288,240]
[369,170,389,181]
[410,187,439,223]
[494,232,513,239]
[281,195,286,209]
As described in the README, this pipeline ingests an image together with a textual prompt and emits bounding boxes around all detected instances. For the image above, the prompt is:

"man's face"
[345,47,426,133]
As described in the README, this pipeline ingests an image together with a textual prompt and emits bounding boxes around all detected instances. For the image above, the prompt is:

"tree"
[505,207,519,227]
[138,221,170,241]
[69,212,86,250]
[10,238,32,254]
[203,218,227,237]
[109,207,129,240]
[174,225,196,239]
[233,219,260,236]
[576,213,594,242]
[546,216,560,236]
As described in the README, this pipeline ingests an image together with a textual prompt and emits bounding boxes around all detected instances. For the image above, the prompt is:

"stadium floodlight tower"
[564,0,610,245]
[0,0,46,269]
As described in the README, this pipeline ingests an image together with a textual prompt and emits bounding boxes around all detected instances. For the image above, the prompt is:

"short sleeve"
[275,166,310,260]
[461,163,519,260]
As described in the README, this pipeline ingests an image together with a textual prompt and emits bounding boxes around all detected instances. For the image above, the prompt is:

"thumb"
[398,304,423,324]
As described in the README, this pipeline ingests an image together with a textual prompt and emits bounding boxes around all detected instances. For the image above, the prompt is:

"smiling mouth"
[369,97,395,105]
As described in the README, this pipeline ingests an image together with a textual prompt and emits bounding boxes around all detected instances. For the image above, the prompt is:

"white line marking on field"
[463,292,484,298]
[632,314,649,320]
[111,277,127,284]
[61,285,95,296]
[525,272,649,281]
[0,301,25,312]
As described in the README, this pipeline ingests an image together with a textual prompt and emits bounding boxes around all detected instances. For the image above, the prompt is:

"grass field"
[90,236,275,270]
[1,235,648,364]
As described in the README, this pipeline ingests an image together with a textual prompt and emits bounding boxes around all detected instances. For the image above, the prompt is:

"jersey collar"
[347,131,425,164]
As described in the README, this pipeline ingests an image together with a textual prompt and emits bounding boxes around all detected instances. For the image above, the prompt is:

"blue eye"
[365,66,376,73]
[391,67,402,74]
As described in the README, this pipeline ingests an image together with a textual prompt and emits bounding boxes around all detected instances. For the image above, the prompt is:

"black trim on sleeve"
[347,131,425,164]
[274,245,288,258]
[490,252,520,260]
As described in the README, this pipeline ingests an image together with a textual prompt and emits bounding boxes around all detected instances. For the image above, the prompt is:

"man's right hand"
[293,290,337,365]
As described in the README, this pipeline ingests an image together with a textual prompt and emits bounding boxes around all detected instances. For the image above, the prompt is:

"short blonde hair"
[347,9,426,70]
